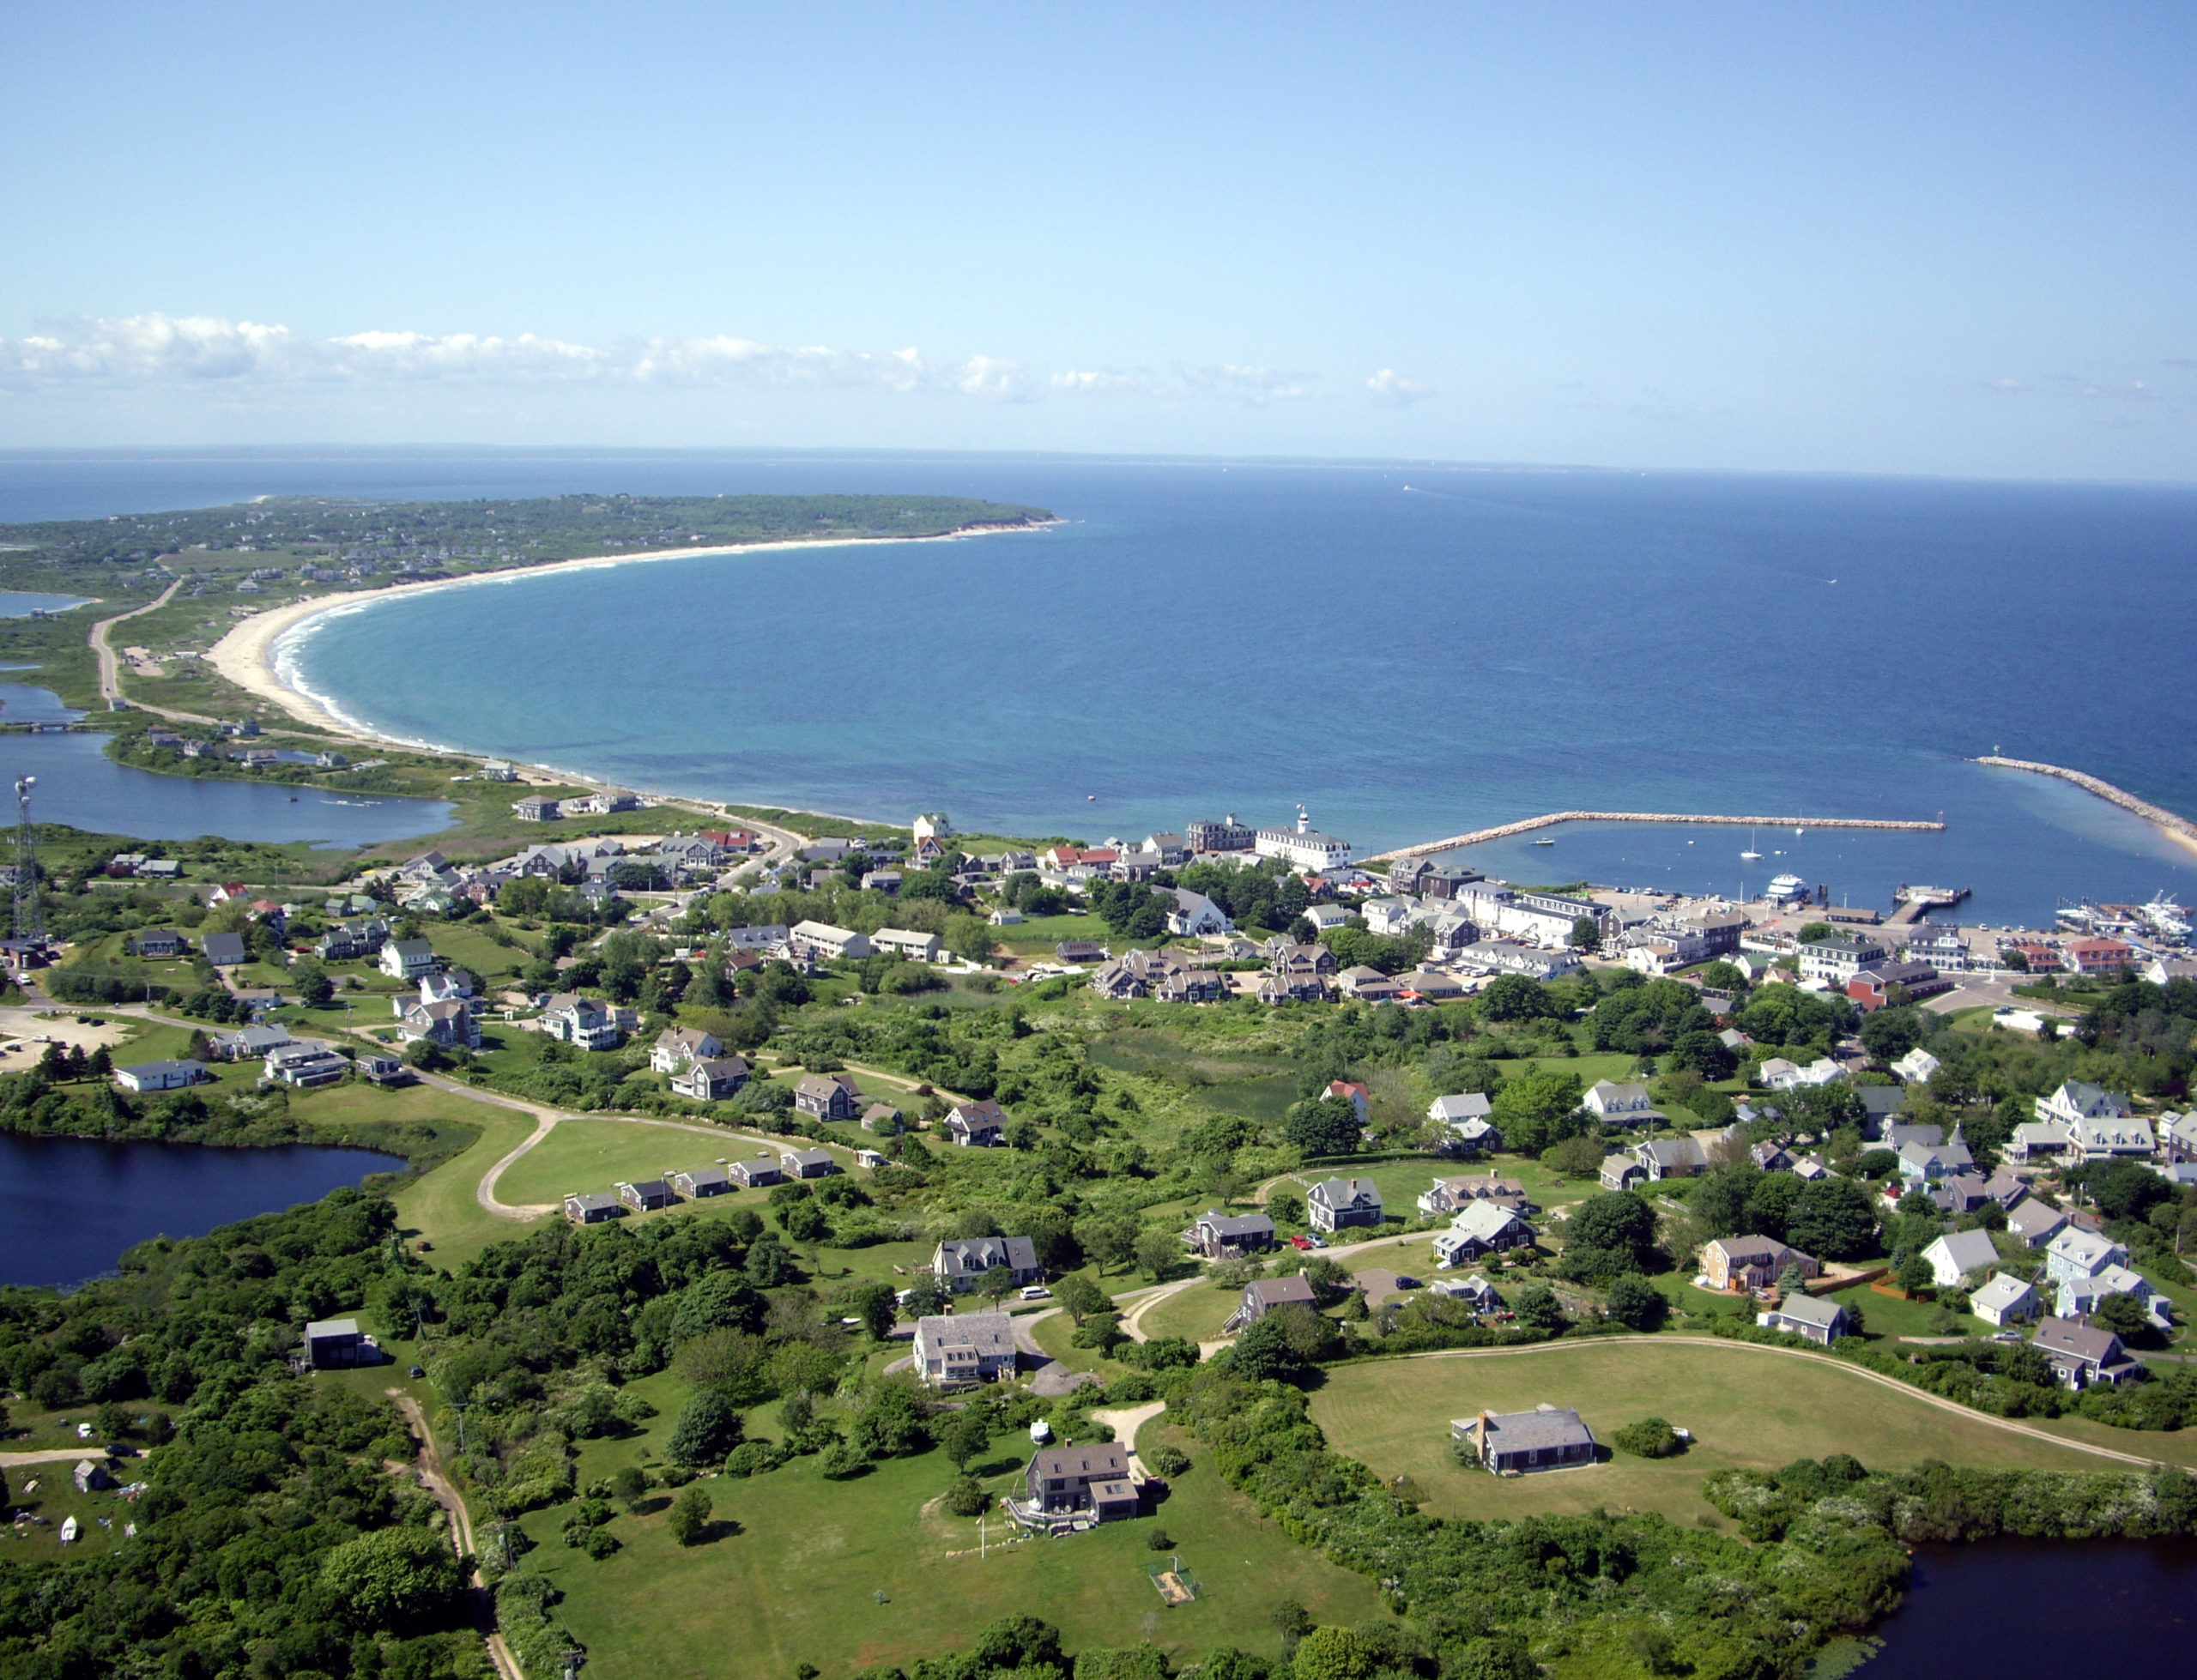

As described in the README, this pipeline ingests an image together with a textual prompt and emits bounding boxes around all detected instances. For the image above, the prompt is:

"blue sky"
[3,3,2193,477]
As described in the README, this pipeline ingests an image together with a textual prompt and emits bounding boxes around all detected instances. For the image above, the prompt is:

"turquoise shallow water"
[3,450,2193,923]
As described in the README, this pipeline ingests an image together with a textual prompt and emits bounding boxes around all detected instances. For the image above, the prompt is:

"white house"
[1892,1047,1941,1084]
[912,813,953,842]
[538,993,620,1051]
[2035,1081,2132,1127]
[1359,897,1418,937]
[1254,811,1353,873]
[1760,1057,1848,1091]
[1970,1272,2042,1326]
[872,927,944,963]
[651,1026,722,1073]
[2006,1120,2073,1163]
[2056,1265,2171,1330]
[1165,890,1234,937]
[2068,1115,2157,1161]
[1921,1228,2000,1288]
[790,920,872,961]
[1583,1080,1655,1121]
[379,938,439,981]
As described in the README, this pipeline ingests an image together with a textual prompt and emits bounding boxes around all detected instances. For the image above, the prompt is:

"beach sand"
[206,524,1044,750]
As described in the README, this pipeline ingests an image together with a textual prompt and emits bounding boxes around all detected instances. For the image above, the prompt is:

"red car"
[1288,1234,1317,1251]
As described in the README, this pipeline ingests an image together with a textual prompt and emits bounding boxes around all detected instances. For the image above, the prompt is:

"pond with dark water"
[0,1131,407,1287]
[1860,1536,2197,1676]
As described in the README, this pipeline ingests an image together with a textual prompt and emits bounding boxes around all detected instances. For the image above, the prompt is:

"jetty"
[1361,809,1946,867]
[1974,755,2197,861]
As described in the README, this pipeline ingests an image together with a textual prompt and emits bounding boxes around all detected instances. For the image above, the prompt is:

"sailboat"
[1740,826,1761,861]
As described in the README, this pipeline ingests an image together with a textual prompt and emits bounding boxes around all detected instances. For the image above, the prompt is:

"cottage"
[794,1072,863,1121]
[1970,1272,2043,1326]
[1224,1273,1320,1330]
[1454,1405,1597,1474]
[913,1311,1018,1386]
[1433,1202,1533,1266]
[651,1026,723,1072]
[1185,1210,1276,1259]
[860,1102,907,1135]
[1892,1047,1942,1084]
[1629,1136,1708,1181]
[1702,1236,1819,1293]
[1429,1274,1504,1314]
[115,1059,208,1093]
[669,1166,731,1199]
[728,1156,784,1189]
[129,929,187,958]
[1307,1175,1383,1232]
[672,1055,751,1102]
[303,1317,378,1369]
[358,1053,410,1086]
[2006,1120,2073,1163]
[1023,1443,1141,1520]
[947,1097,1008,1146]
[399,998,479,1052]
[780,1147,838,1179]
[265,1042,352,1088]
[1055,940,1107,964]
[1921,1228,2001,1288]
[1756,1294,1849,1345]
[618,1179,675,1213]
[564,1191,620,1224]
[211,1023,294,1061]
[932,1235,1042,1293]
[512,796,561,822]
[1165,889,1234,936]
[2032,1316,2142,1388]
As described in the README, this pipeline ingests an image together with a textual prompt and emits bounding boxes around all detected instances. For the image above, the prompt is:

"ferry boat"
[2143,893,2190,941]
[1765,873,1809,904]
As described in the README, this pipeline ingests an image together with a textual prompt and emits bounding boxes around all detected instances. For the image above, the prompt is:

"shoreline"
[202,523,1051,819]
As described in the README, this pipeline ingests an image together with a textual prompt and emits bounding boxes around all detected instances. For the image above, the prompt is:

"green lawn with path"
[492,1116,791,1208]
[1308,1339,2113,1527]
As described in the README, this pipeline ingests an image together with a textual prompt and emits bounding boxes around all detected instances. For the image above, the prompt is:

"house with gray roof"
[932,1235,1041,1293]
[1022,1442,1140,1520]
[2032,1316,2143,1388]
[668,1166,731,1200]
[116,1059,209,1093]
[1452,1405,1597,1473]
[779,1147,838,1179]
[201,932,249,967]
[618,1179,675,1213]
[795,1072,862,1121]
[728,1155,784,1189]
[672,1055,750,1102]
[2006,1197,2068,1248]
[1224,1273,1319,1331]
[1970,1272,2042,1326]
[1922,1228,2001,1288]
[1756,1292,1849,1345]
[913,1310,1017,1386]
[1186,1210,1275,1259]
[563,1191,620,1224]
[1308,1176,1383,1232]
[1433,1201,1533,1267]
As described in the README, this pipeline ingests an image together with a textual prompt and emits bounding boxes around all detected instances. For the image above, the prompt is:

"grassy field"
[519,1426,1389,1680]
[388,1105,548,1264]
[1308,1339,2111,1527]
[491,1115,790,1207]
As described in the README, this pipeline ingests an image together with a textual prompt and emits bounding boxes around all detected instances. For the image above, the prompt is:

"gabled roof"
[2034,1315,2123,1366]
[1767,1292,1846,1331]
[1448,1200,1527,1241]
[1926,1228,2000,1274]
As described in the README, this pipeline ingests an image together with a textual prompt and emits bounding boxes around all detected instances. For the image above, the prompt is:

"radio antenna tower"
[13,776,42,943]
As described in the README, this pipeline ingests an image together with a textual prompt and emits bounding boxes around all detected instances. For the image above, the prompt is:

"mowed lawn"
[1309,1340,2109,1526]
[522,1429,1387,1680]
[493,1116,790,1207]
[388,1106,548,1264]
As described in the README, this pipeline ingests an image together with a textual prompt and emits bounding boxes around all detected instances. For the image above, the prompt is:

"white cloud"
[1365,367,1434,405]
[0,313,1306,408]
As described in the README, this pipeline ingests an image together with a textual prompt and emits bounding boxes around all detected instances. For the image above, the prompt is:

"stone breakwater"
[1973,757,2197,861]
[1363,810,1947,866]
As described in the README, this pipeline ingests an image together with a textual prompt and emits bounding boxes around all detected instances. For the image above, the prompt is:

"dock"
[1361,810,1946,867]
[1890,884,1970,925]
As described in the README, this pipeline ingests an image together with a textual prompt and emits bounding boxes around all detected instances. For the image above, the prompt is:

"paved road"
[88,579,218,722]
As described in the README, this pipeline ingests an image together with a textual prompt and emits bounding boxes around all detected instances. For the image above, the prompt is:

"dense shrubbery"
[0,1191,490,1677]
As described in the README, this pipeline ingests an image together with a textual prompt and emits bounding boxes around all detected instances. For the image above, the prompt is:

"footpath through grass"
[1308,1339,2109,1527]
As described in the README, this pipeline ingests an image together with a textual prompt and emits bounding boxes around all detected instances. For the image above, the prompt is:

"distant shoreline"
[204,522,1053,800]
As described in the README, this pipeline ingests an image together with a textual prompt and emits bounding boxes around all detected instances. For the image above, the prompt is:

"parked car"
[1289,1235,1316,1251]
[1394,1276,1422,1290]
[1019,1285,1050,1300]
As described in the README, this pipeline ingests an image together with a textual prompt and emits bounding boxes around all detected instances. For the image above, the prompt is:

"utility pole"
[12,776,40,944]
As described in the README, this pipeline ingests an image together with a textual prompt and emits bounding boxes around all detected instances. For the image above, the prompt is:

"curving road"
[88,579,218,722]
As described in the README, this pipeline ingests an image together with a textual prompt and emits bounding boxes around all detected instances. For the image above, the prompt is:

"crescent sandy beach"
[205,523,1050,749]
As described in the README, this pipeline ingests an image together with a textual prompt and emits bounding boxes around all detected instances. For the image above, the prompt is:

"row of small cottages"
[562,1149,837,1223]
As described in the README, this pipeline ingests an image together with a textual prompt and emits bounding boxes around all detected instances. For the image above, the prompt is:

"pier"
[1891,884,1970,924]
[1361,809,1946,866]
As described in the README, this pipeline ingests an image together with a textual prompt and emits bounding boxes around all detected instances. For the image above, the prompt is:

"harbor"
[1361,808,1946,866]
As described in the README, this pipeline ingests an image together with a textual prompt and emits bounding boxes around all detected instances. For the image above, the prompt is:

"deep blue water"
[0,1131,406,1287]
[3,450,2194,924]
[0,591,88,616]
[1862,1538,2197,1676]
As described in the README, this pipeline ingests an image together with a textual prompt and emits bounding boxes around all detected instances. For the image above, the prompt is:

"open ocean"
[3,449,2194,926]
